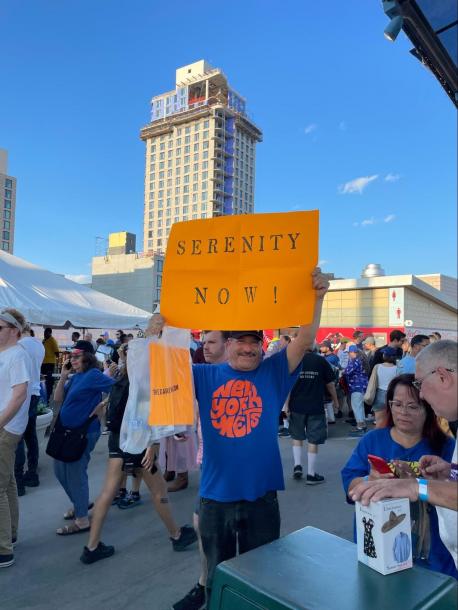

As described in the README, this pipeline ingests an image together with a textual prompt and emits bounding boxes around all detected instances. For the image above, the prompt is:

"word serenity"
[176,232,301,255]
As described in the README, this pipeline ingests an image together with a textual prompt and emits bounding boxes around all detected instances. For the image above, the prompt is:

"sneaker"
[336,410,343,419]
[112,488,127,506]
[171,525,198,552]
[327,420,336,425]
[17,484,26,497]
[293,465,303,480]
[349,428,367,438]
[306,473,325,485]
[23,472,40,487]
[80,542,115,565]
[118,492,141,510]
[278,427,291,437]
[0,554,15,568]
[172,583,206,610]
[345,418,356,426]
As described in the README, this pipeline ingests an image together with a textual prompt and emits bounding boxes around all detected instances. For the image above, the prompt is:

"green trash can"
[210,526,457,610]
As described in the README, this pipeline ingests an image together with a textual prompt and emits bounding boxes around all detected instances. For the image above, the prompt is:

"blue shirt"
[341,427,457,578]
[397,354,416,375]
[193,349,300,502]
[345,358,368,393]
[60,368,115,431]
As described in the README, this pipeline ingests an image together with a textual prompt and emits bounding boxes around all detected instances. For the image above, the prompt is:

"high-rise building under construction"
[140,60,262,254]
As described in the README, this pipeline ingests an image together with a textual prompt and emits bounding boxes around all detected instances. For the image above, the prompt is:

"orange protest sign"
[148,342,194,426]
[160,210,319,330]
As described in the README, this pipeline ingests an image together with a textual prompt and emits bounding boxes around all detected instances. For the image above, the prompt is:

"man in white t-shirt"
[15,325,45,494]
[0,308,31,569]
[350,340,458,568]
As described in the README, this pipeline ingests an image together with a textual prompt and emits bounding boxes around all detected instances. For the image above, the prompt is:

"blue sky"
[1,0,456,282]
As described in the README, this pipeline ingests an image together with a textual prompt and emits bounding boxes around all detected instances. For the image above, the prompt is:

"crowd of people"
[0,275,457,610]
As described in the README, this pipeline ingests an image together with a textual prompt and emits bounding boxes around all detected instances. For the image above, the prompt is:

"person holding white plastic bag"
[80,315,197,565]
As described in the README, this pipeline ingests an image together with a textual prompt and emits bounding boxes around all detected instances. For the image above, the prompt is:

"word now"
[194,286,278,305]
[176,232,301,255]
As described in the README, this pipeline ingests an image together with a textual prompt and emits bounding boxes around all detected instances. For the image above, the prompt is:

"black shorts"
[107,432,158,475]
[288,411,327,444]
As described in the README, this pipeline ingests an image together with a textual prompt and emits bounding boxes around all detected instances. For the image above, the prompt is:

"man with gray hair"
[0,308,31,568]
[350,340,458,567]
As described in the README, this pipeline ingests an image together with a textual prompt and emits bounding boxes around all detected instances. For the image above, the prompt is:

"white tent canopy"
[0,251,152,329]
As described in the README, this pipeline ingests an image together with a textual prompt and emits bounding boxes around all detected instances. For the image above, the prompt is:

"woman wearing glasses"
[52,340,115,535]
[341,374,457,578]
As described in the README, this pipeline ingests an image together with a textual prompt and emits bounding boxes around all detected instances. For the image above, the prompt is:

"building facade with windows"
[140,60,262,254]
[0,149,16,254]
[91,232,163,313]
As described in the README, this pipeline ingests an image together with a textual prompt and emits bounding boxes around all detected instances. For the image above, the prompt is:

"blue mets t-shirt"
[193,349,300,502]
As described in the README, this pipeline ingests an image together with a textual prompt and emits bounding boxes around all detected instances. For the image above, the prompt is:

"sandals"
[56,523,90,536]
[63,503,94,520]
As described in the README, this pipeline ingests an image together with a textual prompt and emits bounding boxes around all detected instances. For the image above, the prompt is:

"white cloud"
[361,217,376,226]
[385,173,400,182]
[338,174,379,195]
[384,214,396,223]
[339,121,347,131]
[65,274,91,284]
[304,123,318,135]
[318,259,328,267]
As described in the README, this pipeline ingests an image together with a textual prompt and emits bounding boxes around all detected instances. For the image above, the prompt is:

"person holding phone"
[341,374,456,577]
[52,340,116,535]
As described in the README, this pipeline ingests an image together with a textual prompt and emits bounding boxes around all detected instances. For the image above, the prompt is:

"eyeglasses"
[412,368,456,391]
[389,400,424,413]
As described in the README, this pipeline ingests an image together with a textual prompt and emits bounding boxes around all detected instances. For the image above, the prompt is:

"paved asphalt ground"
[1,421,359,610]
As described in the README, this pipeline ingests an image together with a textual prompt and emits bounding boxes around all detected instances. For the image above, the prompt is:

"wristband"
[363,475,369,482]
[416,478,428,502]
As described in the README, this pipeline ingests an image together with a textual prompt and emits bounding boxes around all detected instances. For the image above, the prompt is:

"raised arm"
[286,268,329,374]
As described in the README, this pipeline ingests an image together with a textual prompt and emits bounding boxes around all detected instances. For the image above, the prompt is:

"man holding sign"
[188,268,329,604]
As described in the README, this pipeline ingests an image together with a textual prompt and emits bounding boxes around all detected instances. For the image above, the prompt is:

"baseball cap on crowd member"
[363,337,376,346]
[320,340,332,349]
[72,340,95,354]
[229,330,263,342]
[348,345,360,353]
[381,346,397,358]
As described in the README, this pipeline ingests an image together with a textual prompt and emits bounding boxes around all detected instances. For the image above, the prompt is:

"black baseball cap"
[72,340,95,354]
[228,330,263,341]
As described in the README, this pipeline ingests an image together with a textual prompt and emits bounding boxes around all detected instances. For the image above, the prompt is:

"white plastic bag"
[119,327,192,453]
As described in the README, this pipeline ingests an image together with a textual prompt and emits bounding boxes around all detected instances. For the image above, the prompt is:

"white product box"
[356,498,413,575]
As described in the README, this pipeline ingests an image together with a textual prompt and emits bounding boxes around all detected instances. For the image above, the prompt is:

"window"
[184,155,190,163]
[166,218,171,226]
[151,154,156,162]
[176,167,181,175]
[194,133,199,142]
[176,158,181,166]
[156,259,163,272]
[159,171,164,179]
[2,231,9,240]
[176,128,182,135]
[203,130,209,139]
[202,181,207,190]
[203,141,209,149]
[160,142,165,151]
[183,215,188,221]
[202,161,208,169]
[202,171,208,180]
[148,240,153,248]
[167,169,172,177]
[193,183,198,192]
[201,203,207,211]
[159,180,164,188]
[183,185,189,193]
[176,148,181,156]
[192,193,198,203]
[193,144,199,152]
[204,120,209,128]
[185,145,190,154]
[166,209,171,217]
[203,151,208,159]
[183,195,189,204]
[201,213,206,219]
[176,177,181,185]
[150,145,156,153]
[194,153,199,161]
[167,160,172,168]
[3,221,10,230]
[192,214,197,220]
[174,206,179,214]
[183,206,189,214]
[159,161,164,169]
[202,192,207,201]
[157,238,162,248]
[185,126,191,134]
[158,210,163,218]
[192,204,198,212]
[168,150,172,158]
[194,123,200,131]
[193,163,199,171]
[185,135,190,144]
[176,138,182,146]
[158,229,163,237]
[184,165,190,174]
[174,216,179,222]
[184,175,189,184]
[175,187,180,194]
[159,152,165,160]
[193,173,198,182]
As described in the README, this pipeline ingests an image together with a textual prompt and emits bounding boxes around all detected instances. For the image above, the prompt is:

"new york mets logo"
[211,379,263,438]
